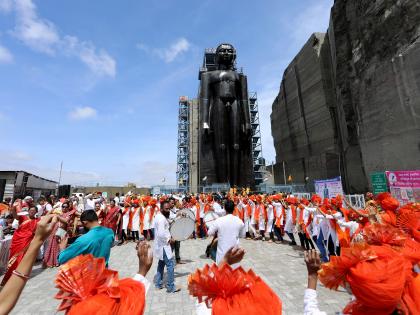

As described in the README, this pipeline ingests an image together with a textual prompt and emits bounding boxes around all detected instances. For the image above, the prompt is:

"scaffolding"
[176,96,189,192]
[249,92,265,185]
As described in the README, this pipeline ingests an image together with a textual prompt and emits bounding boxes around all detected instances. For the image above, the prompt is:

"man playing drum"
[153,200,180,293]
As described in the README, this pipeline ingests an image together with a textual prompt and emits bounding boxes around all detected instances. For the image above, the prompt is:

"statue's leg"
[229,100,241,186]
[211,99,228,183]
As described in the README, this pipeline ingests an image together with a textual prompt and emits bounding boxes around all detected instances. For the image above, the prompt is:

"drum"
[170,217,195,241]
[203,211,219,228]
[177,208,195,221]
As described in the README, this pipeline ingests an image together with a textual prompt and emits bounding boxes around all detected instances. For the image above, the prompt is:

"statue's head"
[216,43,236,68]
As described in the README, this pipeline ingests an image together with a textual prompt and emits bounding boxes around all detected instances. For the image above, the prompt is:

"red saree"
[103,206,120,233]
[1,217,39,285]
[43,210,76,268]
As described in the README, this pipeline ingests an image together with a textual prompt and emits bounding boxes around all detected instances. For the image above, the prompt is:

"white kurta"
[131,207,140,232]
[207,214,245,266]
[238,201,249,233]
[265,204,274,233]
[284,206,295,233]
[122,208,130,230]
[153,212,173,260]
[199,200,205,219]
[143,206,152,230]
[213,202,226,216]
[272,202,284,226]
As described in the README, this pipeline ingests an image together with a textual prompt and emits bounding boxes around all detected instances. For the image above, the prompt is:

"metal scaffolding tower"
[176,96,189,191]
[249,92,265,185]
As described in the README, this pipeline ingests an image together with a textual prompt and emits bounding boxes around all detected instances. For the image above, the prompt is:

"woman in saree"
[42,201,77,268]
[0,202,39,286]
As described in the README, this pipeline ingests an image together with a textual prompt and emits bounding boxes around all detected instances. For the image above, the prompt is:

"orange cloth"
[55,254,145,315]
[188,264,282,315]
[319,243,415,314]
[233,207,244,221]
[275,205,286,228]
[290,205,297,225]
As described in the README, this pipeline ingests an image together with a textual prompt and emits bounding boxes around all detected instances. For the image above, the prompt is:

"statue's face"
[216,44,236,66]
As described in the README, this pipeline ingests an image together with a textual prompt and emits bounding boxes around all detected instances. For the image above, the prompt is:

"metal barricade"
[345,194,366,209]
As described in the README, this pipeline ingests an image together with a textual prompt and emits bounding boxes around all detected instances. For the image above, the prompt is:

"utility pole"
[282,161,287,185]
[57,161,63,196]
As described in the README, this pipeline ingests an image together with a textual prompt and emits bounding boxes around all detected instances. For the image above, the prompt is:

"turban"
[188,264,282,315]
[55,255,145,315]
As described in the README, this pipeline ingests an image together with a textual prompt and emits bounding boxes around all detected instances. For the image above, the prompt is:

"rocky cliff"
[271,0,420,193]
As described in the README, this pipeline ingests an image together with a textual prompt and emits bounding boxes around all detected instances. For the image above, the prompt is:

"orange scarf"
[204,202,213,213]
[275,206,286,228]
[233,207,244,221]
[330,214,350,248]
[253,204,267,226]
[298,205,305,225]
[244,202,252,218]
[291,205,297,225]
[304,212,313,238]
[139,207,145,233]
[128,208,134,230]
[149,205,157,222]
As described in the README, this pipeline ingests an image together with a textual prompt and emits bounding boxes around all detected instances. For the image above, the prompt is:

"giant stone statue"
[199,43,254,188]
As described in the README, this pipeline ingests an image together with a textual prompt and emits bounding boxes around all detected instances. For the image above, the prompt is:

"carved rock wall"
[271,0,420,193]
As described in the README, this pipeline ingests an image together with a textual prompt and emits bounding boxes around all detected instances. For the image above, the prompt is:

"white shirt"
[304,289,328,315]
[208,214,245,265]
[132,273,150,294]
[36,203,52,217]
[212,202,225,216]
[153,212,173,260]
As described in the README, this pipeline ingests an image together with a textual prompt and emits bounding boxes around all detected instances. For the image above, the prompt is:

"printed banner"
[314,176,344,199]
[385,170,420,204]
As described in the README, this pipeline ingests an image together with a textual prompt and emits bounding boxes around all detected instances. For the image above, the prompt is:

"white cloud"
[63,36,116,77]
[4,0,116,76]
[138,37,191,63]
[291,0,333,45]
[0,0,12,12]
[157,38,190,63]
[68,106,97,120]
[0,44,13,63]
[13,0,59,54]
[0,150,33,163]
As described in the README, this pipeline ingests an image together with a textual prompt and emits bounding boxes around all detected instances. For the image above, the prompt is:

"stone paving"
[6,238,350,314]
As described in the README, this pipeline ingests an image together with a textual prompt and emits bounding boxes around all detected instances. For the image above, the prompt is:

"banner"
[370,172,388,194]
[385,170,420,204]
[314,176,344,199]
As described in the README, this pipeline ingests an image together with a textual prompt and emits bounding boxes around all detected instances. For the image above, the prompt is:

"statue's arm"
[239,74,252,134]
[200,73,211,130]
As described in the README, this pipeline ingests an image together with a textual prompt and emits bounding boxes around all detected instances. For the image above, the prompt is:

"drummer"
[168,197,185,265]
[152,200,180,293]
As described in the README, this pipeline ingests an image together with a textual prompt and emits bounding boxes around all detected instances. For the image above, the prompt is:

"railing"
[345,194,366,209]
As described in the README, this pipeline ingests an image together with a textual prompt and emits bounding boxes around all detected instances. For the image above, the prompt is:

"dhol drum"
[203,211,219,229]
[177,208,195,221]
[170,217,195,241]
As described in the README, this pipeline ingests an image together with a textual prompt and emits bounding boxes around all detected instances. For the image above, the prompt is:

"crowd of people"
[0,190,419,314]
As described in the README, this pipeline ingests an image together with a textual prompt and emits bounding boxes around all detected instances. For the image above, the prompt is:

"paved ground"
[6,238,350,314]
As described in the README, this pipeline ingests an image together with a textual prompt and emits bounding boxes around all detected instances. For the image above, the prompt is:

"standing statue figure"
[199,43,253,187]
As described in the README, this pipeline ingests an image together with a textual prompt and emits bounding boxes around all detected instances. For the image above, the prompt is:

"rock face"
[271,0,420,193]
[271,33,340,189]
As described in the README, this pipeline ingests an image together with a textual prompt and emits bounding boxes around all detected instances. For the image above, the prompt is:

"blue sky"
[0,0,333,186]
